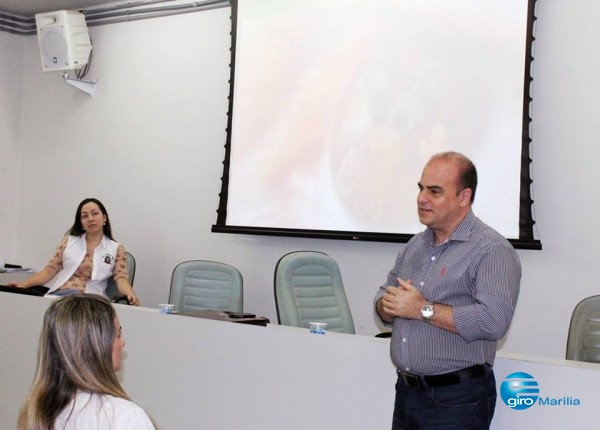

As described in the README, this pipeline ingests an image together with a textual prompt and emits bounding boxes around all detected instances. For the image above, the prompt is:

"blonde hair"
[18,295,129,430]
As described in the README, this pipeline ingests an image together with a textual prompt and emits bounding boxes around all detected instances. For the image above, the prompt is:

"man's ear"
[459,188,472,206]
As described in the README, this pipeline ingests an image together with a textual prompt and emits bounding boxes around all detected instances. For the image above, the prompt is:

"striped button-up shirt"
[375,210,521,375]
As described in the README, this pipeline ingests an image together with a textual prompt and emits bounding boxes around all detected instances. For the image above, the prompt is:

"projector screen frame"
[213,0,541,251]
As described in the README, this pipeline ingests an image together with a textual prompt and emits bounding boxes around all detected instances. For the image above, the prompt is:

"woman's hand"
[116,278,140,306]
[126,293,140,306]
[7,266,58,290]
[115,278,139,306]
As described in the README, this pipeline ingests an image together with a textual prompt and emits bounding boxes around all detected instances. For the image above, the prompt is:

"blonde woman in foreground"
[18,295,154,429]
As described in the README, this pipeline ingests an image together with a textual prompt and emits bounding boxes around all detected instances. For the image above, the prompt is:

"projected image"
[222,0,532,241]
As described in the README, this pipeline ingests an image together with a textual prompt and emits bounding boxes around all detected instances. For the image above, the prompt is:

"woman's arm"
[112,245,139,305]
[115,278,140,306]
[7,265,59,289]
[8,236,68,289]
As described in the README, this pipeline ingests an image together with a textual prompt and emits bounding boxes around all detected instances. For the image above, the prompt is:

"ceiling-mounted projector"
[35,10,92,72]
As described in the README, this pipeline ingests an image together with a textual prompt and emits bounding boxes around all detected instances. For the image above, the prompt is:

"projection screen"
[213,0,540,249]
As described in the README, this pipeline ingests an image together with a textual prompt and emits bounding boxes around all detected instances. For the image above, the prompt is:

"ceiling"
[0,0,130,17]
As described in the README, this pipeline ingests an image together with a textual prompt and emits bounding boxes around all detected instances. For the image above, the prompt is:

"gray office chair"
[169,260,243,313]
[106,251,136,304]
[274,251,355,334]
[566,295,600,363]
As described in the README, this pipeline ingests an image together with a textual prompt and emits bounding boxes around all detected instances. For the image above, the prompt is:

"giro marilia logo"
[500,372,539,410]
[500,372,581,410]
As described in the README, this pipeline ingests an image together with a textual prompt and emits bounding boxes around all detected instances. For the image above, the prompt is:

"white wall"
[1,1,600,360]
[0,31,24,260]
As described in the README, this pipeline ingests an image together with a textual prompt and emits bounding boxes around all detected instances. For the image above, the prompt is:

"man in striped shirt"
[374,151,521,430]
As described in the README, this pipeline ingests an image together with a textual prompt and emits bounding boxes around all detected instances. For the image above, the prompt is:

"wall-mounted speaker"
[35,10,92,72]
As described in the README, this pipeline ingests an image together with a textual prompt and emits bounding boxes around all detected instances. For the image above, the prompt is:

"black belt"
[397,364,489,389]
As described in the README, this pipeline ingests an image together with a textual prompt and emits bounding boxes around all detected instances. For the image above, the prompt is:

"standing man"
[374,151,521,430]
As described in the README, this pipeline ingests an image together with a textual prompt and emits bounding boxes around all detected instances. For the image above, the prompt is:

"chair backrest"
[169,260,243,313]
[274,251,355,334]
[566,295,600,363]
[106,251,136,303]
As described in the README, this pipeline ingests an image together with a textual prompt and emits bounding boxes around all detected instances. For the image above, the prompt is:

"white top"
[54,391,155,430]
[46,234,120,296]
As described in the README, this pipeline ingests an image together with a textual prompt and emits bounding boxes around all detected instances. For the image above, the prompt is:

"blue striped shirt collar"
[422,210,476,245]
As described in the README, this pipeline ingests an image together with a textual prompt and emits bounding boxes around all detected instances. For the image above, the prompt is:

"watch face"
[421,304,434,319]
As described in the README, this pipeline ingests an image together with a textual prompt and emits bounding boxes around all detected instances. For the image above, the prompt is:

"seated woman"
[8,198,139,305]
[18,294,155,429]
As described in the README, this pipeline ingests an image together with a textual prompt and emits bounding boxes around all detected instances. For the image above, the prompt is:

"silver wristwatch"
[421,301,435,323]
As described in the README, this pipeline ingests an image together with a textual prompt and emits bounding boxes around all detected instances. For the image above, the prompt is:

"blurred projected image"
[227,0,527,238]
